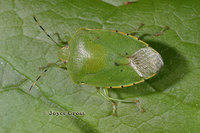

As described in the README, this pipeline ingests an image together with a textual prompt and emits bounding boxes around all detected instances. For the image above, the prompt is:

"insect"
[31,16,168,116]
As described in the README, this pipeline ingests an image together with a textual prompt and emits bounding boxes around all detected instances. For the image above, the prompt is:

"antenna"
[33,15,61,47]
[29,69,48,92]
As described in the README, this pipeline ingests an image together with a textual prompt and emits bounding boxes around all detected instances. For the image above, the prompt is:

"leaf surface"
[0,0,200,132]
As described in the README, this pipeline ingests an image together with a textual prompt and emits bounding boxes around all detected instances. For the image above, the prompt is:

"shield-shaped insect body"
[58,28,164,88]
[32,16,166,115]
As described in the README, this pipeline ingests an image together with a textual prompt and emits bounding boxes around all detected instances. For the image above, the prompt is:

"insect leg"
[96,87,117,116]
[101,88,145,112]
[54,32,62,43]
[155,26,169,36]
[129,26,169,37]
[54,32,68,47]
[38,60,62,71]
[130,23,144,36]
[29,60,64,92]
[124,1,137,6]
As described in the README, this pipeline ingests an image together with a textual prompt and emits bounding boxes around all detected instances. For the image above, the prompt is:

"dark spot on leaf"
[114,62,119,66]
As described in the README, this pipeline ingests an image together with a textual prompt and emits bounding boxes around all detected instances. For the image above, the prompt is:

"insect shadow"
[109,38,189,98]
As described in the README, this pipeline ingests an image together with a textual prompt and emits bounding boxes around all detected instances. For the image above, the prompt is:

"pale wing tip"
[130,47,164,78]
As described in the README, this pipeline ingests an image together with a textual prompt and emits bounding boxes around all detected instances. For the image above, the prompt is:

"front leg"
[29,60,66,92]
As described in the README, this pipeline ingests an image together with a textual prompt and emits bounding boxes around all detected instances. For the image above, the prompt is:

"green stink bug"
[58,28,163,88]
[31,16,167,115]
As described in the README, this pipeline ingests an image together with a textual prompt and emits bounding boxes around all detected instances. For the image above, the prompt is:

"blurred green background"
[0,0,200,132]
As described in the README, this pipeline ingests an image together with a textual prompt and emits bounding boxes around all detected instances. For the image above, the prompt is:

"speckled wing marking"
[129,47,164,78]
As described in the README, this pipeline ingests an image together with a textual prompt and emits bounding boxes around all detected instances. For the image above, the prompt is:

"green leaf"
[0,0,200,132]
[102,0,136,6]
